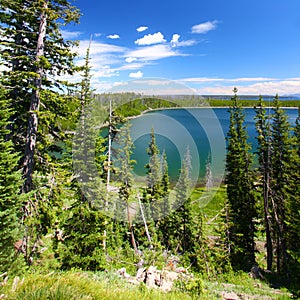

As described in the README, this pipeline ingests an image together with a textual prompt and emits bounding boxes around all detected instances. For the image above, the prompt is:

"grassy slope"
[0,187,294,299]
[0,270,292,299]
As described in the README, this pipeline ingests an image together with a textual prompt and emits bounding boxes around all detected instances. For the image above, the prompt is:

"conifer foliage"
[254,96,273,271]
[0,88,24,273]
[225,88,257,270]
[269,96,295,276]
[0,0,81,264]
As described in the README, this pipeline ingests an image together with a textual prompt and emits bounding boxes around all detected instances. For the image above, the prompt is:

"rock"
[135,267,146,280]
[160,270,179,292]
[145,266,161,289]
[162,270,179,282]
[117,267,131,279]
[127,278,140,285]
[221,291,240,300]
[116,265,194,293]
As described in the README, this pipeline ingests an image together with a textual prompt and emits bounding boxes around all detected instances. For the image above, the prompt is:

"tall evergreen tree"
[169,148,194,254]
[113,122,138,253]
[0,0,81,264]
[0,88,25,274]
[144,128,163,221]
[57,45,108,270]
[286,107,300,275]
[254,96,273,271]
[157,152,172,248]
[269,95,294,276]
[225,88,257,270]
[134,128,163,249]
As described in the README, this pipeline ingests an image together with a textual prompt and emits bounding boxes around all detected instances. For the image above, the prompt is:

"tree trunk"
[22,1,47,193]
[126,200,139,255]
[263,152,273,271]
[138,193,152,249]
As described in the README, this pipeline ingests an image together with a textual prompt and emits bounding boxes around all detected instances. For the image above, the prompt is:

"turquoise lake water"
[116,107,298,184]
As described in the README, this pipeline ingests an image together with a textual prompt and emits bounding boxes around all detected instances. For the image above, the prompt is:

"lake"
[116,107,299,185]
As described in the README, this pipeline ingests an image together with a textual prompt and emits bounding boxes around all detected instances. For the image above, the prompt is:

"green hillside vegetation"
[0,1,299,299]
[98,94,300,119]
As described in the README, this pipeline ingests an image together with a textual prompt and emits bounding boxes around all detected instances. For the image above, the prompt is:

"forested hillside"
[0,0,299,298]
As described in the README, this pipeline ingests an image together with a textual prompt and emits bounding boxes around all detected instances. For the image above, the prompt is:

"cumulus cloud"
[135,32,166,46]
[125,57,137,63]
[127,44,182,61]
[77,40,126,56]
[129,71,143,78]
[170,34,196,47]
[137,26,148,32]
[61,30,83,39]
[180,77,300,95]
[170,34,180,46]
[106,34,120,39]
[62,40,127,85]
[192,20,218,34]
[118,62,150,71]
[94,33,102,37]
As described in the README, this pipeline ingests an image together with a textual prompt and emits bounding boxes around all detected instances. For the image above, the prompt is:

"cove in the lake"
[114,107,298,184]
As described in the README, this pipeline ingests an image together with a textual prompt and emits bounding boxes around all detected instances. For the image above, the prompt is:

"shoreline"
[125,105,299,121]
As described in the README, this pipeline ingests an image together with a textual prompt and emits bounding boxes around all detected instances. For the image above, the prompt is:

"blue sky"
[63,0,300,95]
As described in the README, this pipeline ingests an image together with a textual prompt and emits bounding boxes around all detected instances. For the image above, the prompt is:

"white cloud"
[94,33,102,37]
[61,40,127,85]
[126,44,183,61]
[185,78,300,95]
[137,26,148,32]
[170,34,180,46]
[108,79,195,95]
[181,77,225,83]
[106,34,120,39]
[61,30,83,39]
[125,57,137,63]
[119,62,151,71]
[192,20,218,34]
[170,34,196,47]
[135,32,166,46]
[230,77,276,83]
[175,39,197,47]
[180,77,276,83]
[129,71,143,78]
[77,40,126,56]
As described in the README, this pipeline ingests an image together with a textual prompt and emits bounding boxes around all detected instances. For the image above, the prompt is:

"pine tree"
[169,148,194,254]
[144,128,163,221]
[225,88,257,271]
[134,128,163,249]
[0,0,81,264]
[160,151,170,217]
[56,45,108,270]
[157,152,172,248]
[212,197,233,274]
[254,96,273,271]
[0,0,80,159]
[113,122,138,253]
[0,88,25,274]
[58,202,107,271]
[269,95,294,276]
[286,107,300,276]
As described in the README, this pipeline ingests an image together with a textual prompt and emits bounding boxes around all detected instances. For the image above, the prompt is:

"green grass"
[191,186,227,237]
[0,270,293,300]
[0,271,195,300]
